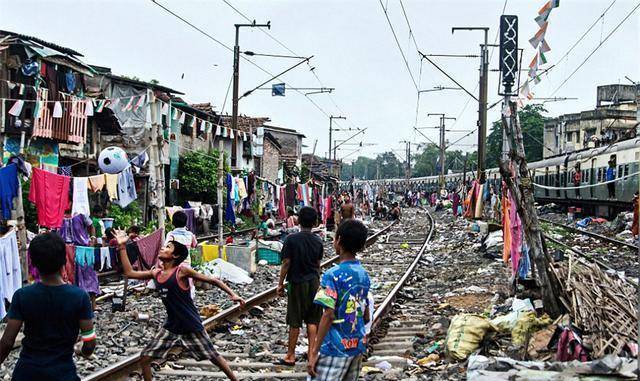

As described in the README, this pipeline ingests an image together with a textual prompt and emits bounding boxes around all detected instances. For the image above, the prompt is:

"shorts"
[307,354,362,381]
[286,277,322,328]
[142,328,219,361]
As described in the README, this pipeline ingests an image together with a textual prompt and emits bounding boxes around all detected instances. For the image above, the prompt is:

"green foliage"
[412,144,477,178]
[486,104,547,168]
[341,152,403,180]
[108,201,142,229]
[177,150,225,203]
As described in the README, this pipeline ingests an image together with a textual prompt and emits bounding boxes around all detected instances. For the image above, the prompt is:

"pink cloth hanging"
[278,186,287,219]
[508,190,523,274]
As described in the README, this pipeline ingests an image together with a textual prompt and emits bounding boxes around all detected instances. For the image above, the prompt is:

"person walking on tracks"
[114,230,245,381]
[277,206,324,366]
[0,232,96,381]
[307,219,371,381]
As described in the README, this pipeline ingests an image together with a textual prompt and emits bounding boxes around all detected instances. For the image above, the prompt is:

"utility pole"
[217,139,224,252]
[232,21,271,132]
[452,27,489,183]
[328,115,346,161]
[428,113,456,193]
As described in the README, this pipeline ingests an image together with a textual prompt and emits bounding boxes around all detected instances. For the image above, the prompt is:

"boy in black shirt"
[277,206,324,366]
[0,232,96,381]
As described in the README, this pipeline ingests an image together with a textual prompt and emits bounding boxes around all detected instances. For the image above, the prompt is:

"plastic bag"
[200,258,253,284]
[445,314,496,361]
[511,311,551,346]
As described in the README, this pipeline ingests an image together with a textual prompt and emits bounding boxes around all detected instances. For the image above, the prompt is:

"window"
[624,164,629,177]
[618,165,623,178]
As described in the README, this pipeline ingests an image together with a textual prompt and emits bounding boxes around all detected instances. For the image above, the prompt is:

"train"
[352,136,640,216]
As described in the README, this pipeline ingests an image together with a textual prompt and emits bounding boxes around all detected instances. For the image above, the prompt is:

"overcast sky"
[1,0,638,161]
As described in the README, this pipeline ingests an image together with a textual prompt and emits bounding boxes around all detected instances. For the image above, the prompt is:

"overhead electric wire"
[549,1,640,96]
[398,0,421,53]
[220,0,370,141]
[150,0,332,118]
[378,0,420,91]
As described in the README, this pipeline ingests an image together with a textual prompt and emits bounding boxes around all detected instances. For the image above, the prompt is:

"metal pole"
[232,21,271,133]
[328,117,333,161]
[478,32,489,183]
[217,139,224,250]
[440,116,445,191]
[232,25,240,132]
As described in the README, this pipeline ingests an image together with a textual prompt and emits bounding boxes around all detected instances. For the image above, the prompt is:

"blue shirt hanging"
[225,173,236,225]
[0,164,19,219]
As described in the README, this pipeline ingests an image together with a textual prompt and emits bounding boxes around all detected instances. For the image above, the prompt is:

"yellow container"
[201,243,227,262]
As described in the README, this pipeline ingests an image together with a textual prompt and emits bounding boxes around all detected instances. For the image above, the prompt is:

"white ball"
[98,146,129,174]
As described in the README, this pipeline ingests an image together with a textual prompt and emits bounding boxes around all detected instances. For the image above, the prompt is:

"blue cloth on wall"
[225,173,236,225]
[0,164,19,219]
[115,166,137,208]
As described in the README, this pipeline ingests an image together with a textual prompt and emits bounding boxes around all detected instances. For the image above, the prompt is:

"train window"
[618,165,623,178]
[624,164,629,177]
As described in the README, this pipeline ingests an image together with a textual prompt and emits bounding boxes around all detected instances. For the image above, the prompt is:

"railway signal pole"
[498,15,561,316]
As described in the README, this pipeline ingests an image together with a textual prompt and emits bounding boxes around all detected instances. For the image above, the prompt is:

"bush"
[108,201,142,229]
[178,150,228,204]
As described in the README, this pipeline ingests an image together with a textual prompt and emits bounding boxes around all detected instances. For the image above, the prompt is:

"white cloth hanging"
[0,229,21,320]
[72,177,90,216]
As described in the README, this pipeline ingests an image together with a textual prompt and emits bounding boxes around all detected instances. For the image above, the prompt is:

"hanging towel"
[236,177,248,199]
[135,228,164,270]
[28,167,70,228]
[105,174,119,200]
[0,229,21,320]
[0,164,19,219]
[87,174,106,192]
[72,177,90,216]
[115,166,137,208]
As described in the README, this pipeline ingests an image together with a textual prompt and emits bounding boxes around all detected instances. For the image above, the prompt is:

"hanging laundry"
[65,70,76,93]
[95,247,111,271]
[71,213,92,247]
[58,244,76,284]
[8,100,24,117]
[57,166,72,177]
[0,164,18,219]
[130,151,149,173]
[225,173,236,225]
[183,208,196,234]
[58,217,74,244]
[165,206,182,221]
[235,177,248,199]
[115,166,137,208]
[105,173,118,200]
[509,191,523,275]
[75,246,99,295]
[87,174,106,192]
[28,167,70,228]
[134,228,164,270]
[0,229,21,320]
[52,101,63,118]
[71,177,90,216]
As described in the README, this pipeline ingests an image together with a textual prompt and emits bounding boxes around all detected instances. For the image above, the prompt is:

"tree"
[486,104,547,168]
[177,150,225,203]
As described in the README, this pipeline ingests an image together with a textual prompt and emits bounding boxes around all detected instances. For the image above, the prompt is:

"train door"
[590,158,596,199]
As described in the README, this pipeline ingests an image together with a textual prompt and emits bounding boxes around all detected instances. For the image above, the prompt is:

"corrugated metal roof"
[0,30,83,56]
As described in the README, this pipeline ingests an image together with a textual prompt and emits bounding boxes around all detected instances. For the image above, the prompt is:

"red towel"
[28,167,70,228]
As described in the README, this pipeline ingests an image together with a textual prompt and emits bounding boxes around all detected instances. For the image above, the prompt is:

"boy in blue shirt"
[308,219,370,381]
[0,232,96,381]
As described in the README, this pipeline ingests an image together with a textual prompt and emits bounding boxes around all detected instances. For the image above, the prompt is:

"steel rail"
[370,209,435,334]
[82,220,398,381]
[540,217,638,251]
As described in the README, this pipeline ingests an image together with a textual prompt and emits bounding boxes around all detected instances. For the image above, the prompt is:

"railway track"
[82,209,434,381]
[539,217,639,279]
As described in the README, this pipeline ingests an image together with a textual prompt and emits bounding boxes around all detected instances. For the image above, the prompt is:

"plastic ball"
[98,146,129,174]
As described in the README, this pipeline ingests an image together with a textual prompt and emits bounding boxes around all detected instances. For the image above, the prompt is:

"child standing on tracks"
[277,206,324,366]
[0,232,96,380]
[307,219,371,381]
[114,230,245,381]
[166,210,197,266]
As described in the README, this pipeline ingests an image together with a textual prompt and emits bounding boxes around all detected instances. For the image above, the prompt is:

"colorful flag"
[243,131,248,141]
[529,22,547,49]
[161,102,169,115]
[538,0,559,15]
[535,9,551,27]
[272,83,285,96]
[539,50,548,65]
[215,125,221,136]
[33,100,44,119]
[222,127,228,138]
[172,107,179,120]
[178,111,185,124]
[122,96,135,112]
[190,117,196,128]
[133,94,146,111]
[18,84,25,95]
[520,80,533,100]
[53,101,63,118]
[229,129,235,139]
[540,39,551,53]
[8,99,24,116]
